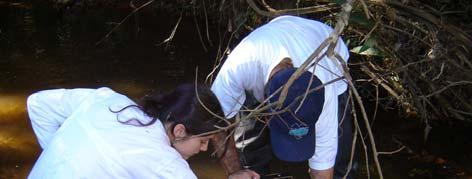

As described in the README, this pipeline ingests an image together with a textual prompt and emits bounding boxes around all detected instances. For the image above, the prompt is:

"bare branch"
[246,0,338,17]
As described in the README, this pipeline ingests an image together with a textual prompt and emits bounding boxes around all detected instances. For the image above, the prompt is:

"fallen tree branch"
[246,0,338,17]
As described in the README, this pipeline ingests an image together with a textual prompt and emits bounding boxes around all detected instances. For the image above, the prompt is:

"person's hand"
[228,169,260,179]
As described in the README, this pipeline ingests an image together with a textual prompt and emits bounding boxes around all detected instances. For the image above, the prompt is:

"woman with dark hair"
[26,84,259,179]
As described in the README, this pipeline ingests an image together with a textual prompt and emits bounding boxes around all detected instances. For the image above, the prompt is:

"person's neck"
[269,57,294,80]
[164,123,175,142]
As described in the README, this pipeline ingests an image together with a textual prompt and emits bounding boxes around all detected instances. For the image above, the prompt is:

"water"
[0,1,227,178]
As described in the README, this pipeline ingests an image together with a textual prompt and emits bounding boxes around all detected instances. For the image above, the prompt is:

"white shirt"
[27,88,197,179]
[211,15,349,170]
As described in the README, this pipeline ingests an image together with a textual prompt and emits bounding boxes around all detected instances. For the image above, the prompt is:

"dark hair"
[115,84,226,135]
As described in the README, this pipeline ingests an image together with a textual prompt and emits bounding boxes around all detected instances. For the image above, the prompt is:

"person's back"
[211,15,353,178]
[213,15,349,117]
[27,88,195,179]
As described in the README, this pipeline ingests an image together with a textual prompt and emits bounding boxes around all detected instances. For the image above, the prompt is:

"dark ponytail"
[115,84,226,135]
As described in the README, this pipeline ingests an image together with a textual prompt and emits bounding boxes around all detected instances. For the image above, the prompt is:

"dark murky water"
[1,1,472,179]
[0,1,228,178]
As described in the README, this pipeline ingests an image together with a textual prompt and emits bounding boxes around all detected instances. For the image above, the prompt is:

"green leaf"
[359,37,377,53]
[358,44,370,54]
[350,46,383,56]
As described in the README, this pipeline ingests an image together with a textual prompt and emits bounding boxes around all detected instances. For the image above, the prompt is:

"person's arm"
[211,41,268,176]
[210,53,249,175]
[211,73,249,176]
[229,169,260,179]
[27,88,97,149]
[212,131,242,175]
[309,167,334,179]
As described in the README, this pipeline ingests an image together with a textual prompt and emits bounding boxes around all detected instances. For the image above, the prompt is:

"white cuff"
[308,159,335,170]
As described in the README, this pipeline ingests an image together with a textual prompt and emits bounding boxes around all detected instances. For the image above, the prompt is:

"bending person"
[27,84,259,179]
[211,15,355,178]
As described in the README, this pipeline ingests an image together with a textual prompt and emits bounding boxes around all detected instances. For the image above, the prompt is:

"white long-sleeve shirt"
[211,15,349,170]
[27,87,197,179]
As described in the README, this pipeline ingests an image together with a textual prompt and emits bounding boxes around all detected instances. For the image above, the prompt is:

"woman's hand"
[228,169,260,179]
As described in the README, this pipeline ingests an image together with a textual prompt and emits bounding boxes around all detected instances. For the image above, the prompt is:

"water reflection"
[0,90,227,178]
[0,0,225,178]
[0,94,26,121]
[0,93,39,179]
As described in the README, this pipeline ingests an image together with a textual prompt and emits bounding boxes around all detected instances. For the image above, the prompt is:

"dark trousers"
[236,91,357,178]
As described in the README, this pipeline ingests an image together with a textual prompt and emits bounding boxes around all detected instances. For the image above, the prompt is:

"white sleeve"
[157,159,198,179]
[125,153,198,179]
[308,90,339,170]
[211,67,246,119]
[27,88,96,149]
[211,40,271,119]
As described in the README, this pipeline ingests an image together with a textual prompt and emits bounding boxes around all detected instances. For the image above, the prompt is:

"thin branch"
[361,65,402,101]
[193,6,208,51]
[431,62,445,81]
[370,84,379,127]
[342,91,357,179]
[422,81,472,98]
[96,0,154,45]
[386,0,472,45]
[378,146,406,155]
[337,54,384,178]
[276,37,333,109]
[359,0,372,19]
[156,13,183,46]
[202,0,213,46]
[206,17,248,84]
[351,93,371,179]
[246,0,338,17]
[194,67,230,125]
[260,0,276,12]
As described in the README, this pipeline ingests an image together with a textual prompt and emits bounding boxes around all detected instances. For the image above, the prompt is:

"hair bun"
[142,95,167,117]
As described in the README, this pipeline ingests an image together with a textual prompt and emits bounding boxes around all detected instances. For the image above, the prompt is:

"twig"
[194,67,230,126]
[378,146,406,155]
[386,0,472,45]
[206,17,248,84]
[327,0,352,57]
[202,0,213,46]
[337,53,384,178]
[382,24,431,47]
[422,81,472,98]
[260,0,276,12]
[350,93,371,179]
[218,0,226,11]
[95,0,154,45]
[431,62,445,81]
[448,108,472,117]
[156,13,183,46]
[276,37,332,109]
[193,6,208,51]
[360,21,379,43]
[370,84,379,127]
[246,0,338,17]
[361,65,402,101]
[342,91,357,179]
[359,0,372,19]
